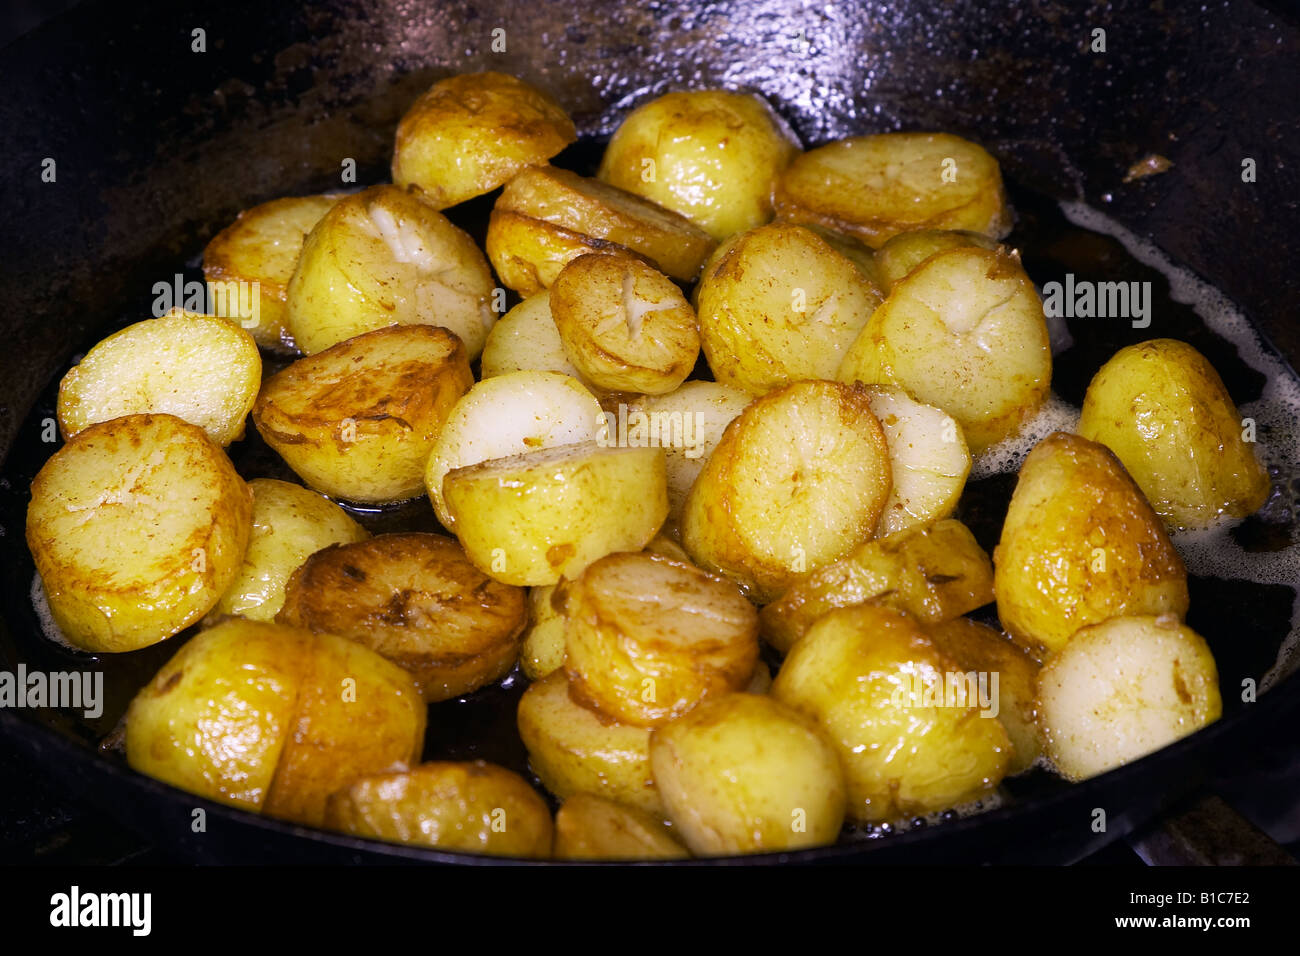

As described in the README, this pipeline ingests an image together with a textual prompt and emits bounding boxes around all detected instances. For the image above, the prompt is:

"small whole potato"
[392,71,575,210]
[553,793,688,861]
[325,761,553,858]
[597,89,801,240]
[1077,338,1270,528]
[650,693,847,855]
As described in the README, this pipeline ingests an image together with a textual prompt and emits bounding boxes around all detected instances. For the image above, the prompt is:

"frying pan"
[1,0,1298,864]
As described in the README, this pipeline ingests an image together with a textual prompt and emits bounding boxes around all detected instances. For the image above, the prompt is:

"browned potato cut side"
[553,793,688,860]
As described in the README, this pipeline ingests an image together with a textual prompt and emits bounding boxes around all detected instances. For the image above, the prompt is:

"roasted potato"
[56,309,260,447]
[325,761,553,857]
[254,324,472,504]
[27,414,252,653]
[925,617,1043,774]
[597,89,801,240]
[994,431,1190,657]
[1077,338,1270,528]
[838,246,1051,453]
[773,132,1010,248]
[553,792,688,861]
[1035,615,1221,781]
[517,669,662,815]
[681,380,892,602]
[485,209,639,297]
[772,604,1011,824]
[203,193,343,351]
[443,442,668,586]
[285,184,495,357]
[520,582,569,681]
[206,478,368,623]
[563,551,759,726]
[650,693,847,855]
[759,518,995,654]
[873,228,998,290]
[125,618,426,826]
[550,253,700,396]
[391,71,575,210]
[695,223,884,395]
[278,533,527,702]
[424,370,604,529]
[479,290,583,381]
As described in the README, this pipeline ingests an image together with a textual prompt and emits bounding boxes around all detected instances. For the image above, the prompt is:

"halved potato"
[598,89,801,240]
[392,71,575,210]
[553,793,688,861]
[772,604,1011,824]
[206,478,368,623]
[694,223,884,395]
[443,442,668,586]
[126,618,426,826]
[650,693,847,855]
[759,518,995,654]
[837,246,1051,453]
[773,132,1010,248]
[563,551,759,727]
[1035,615,1221,781]
[1077,338,1270,528]
[520,582,569,681]
[550,253,699,395]
[254,324,472,504]
[325,761,553,857]
[485,210,640,297]
[873,228,998,289]
[56,309,260,447]
[681,380,892,602]
[203,193,343,351]
[994,432,1190,658]
[27,414,252,653]
[495,165,715,281]
[517,669,662,815]
[278,532,527,702]
[285,184,495,357]
[479,290,582,381]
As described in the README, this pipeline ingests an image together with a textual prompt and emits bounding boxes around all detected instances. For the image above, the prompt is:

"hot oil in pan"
[3,160,1298,835]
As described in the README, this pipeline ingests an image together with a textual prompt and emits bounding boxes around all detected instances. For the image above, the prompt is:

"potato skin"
[553,793,688,860]
[485,209,639,297]
[27,413,252,653]
[994,432,1190,658]
[253,324,473,504]
[873,229,998,289]
[479,290,583,381]
[517,670,663,815]
[650,693,847,855]
[325,761,553,858]
[772,604,1010,823]
[278,532,526,702]
[1077,338,1270,528]
[392,71,575,210]
[520,583,570,681]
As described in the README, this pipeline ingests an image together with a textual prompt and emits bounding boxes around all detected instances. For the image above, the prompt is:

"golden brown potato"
[550,253,700,396]
[837,246,1051,453]
[520,583,570,681]
[27,414,252,653]
[553,792,688,860]
[598,89,801,240]
[392,71,575,210]
[325,761,553,857]
[563,551,759,727]
[759,518,995,654]
[681,380,892,602]
[773,132,1010,248]
[1035,615,1221,781]
[56,309,260,447]
[254,324,472,504]
[772,604,1010,823]
[494,165,716,282]
[694,223,884,396]
[203,193,343,351]
[925,617,1042,774]
[873,229,998,289]
[125,618,426,826]
[479,290,583,381]
[485,209,640,297]
[206,478,368,623]
[1077,338,1270,528]
[285,185,495,357]
[650,693,847,855]
[994,432,1190,658]
[517,669,662,815]
[278,532,526,702]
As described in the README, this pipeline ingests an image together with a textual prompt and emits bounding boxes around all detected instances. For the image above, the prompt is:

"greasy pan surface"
[1,0,1298,863]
